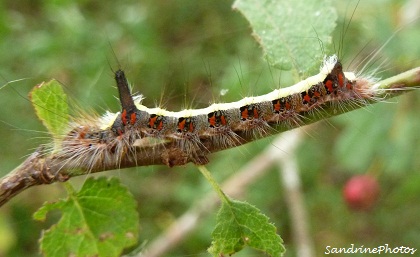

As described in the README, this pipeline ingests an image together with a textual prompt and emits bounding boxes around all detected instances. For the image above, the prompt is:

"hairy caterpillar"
[51,55,379,172]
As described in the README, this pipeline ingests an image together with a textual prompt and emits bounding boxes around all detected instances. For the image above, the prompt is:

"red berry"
[343,175,380,211]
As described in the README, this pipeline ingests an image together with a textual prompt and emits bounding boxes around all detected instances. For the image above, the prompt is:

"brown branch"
[0,67,419,207]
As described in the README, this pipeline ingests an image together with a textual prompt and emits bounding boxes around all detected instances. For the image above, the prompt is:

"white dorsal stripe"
[100,55,357,127]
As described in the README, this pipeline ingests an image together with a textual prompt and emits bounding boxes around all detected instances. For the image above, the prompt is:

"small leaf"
[30,79,69,137]
[33,177,139,257]
[209,198,285,256]
[233,0,337,73]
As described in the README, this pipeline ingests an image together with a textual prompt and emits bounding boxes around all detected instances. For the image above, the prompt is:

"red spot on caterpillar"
[303,93,311,103]
[178,117,194,132]
[240,106,249,120]
[338,73,344,87]
[253,108,259,118]
[301,84,326,107]
[208,111,228,127]
[148,114,164,131]
[130,112,136,125]
[240,105,259,120]
[220,115,226,125]
[78,129,86,139]
[312,86,325,99]
[273,100,281,112]
[325,80,334,94]
[208,113,216,127]
[346,82,353,90]
[273,98,293,113]
[189,121,194,132]
[122,109,128,125]
[148,115,156,128]
[178,118,186,132]
[157,120,163,130]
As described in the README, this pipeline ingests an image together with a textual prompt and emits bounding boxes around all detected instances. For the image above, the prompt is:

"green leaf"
[30,79,69,137]
[208,198,285,256]
[33,177,139,257]
[233,0,337,73]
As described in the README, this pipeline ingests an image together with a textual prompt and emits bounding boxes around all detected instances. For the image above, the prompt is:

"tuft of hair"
[320,55,339,75]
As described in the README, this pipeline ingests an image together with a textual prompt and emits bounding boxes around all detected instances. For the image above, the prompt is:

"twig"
[276,137,315,257]
[0,67,419,207]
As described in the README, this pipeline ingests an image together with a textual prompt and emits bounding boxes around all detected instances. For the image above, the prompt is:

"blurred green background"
[0,0,419,256]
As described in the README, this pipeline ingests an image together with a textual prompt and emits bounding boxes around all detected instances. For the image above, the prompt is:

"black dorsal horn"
[115,69,138,114]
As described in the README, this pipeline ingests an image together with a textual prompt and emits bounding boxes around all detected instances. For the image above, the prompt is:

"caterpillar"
[52,55,378,172]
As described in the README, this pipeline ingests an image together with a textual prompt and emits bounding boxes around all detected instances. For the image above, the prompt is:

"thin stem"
[197,165,230,205]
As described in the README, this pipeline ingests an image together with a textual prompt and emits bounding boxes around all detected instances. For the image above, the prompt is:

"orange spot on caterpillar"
[178,117,195,132]
[220,115,227,125]
[74,126,91,139]
[240,106,249,120]
[274,98,294,113]
[122,109,128,125]
[157,120,163,130]
[253,108,259,118]
[188,120,194,132]
[325,80,334,94]
[178,118,186,132]
[78,130,86,139]
[209,111,228,127]
[303,93,311,103]
[208,113,216,127]
[148,115,156,128]
[148,114,163,130]
[240,105,259,120]
[338,73,344,87]
[273,100,281,112]
[130,112,136,125]
[285,101,291,110]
